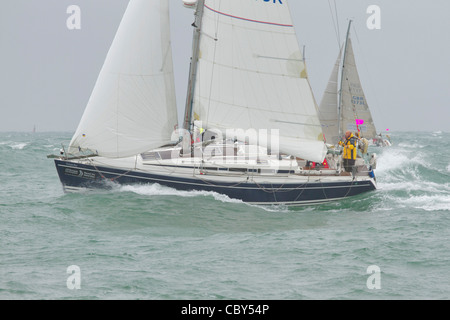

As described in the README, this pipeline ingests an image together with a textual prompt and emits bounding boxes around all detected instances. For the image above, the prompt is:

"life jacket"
[342,133,357,160]
[311,159,330,169]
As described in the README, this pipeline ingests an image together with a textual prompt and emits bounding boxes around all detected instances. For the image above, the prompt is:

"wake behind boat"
[51,0,377,206]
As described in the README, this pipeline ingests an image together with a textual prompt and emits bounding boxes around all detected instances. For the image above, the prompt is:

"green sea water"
[0,131,449,300]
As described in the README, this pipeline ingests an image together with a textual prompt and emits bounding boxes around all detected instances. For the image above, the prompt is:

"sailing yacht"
[319,20,390,147]
[52,0,377,206]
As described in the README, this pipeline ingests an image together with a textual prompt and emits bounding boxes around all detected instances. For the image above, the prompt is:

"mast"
[182,0,205,132]
[337,19,352,140]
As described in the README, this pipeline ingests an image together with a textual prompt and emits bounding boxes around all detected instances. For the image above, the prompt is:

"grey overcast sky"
[0,0,449,133]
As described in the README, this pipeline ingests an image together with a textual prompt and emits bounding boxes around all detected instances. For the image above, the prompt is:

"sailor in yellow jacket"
[339,131,357,172]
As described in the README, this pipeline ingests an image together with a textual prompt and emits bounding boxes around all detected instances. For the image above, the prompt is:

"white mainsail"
[68,0,178,158]
[190,0,327,163]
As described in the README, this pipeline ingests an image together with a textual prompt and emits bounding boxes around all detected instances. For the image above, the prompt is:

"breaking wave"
[0,141,28,150]
[11,143,28,150]
[375,143,450,212]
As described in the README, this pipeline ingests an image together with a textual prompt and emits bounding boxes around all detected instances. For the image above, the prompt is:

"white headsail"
[189,0,327,163]
[319,48,342,145]
[68,0,178,158]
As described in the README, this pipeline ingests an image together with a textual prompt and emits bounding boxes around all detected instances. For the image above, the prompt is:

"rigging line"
[352,22,360,44]
[253,178,312,194]
[204,0,221,134]
[328,0,340,48]
[334,0,341,44]
[344,177,356,198]
[291,178,312,202]
[293,186,306,202]
[253,180,288,194]
[88,158,133,181]
[272,183,278,202]
[194,171,249,188]
[320,178,328,200]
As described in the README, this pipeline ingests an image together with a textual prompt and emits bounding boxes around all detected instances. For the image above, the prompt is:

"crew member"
[339,131,357,172]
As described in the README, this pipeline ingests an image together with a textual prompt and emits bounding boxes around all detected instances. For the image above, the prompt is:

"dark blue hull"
[54,159,376,206]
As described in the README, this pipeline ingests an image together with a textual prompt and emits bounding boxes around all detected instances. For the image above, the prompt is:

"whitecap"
[398,194,450,212]
[375,148,424,175]
[379,180,450,194]
[10,143,28,150]
[397,142,425,149]
[432,131,443,138]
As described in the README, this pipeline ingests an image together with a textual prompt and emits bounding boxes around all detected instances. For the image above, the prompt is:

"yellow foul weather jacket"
[339,133,357,160]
